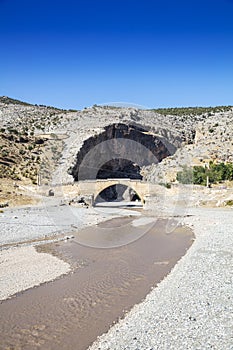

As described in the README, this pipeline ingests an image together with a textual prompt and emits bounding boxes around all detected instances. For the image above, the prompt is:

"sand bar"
[0,245,70,301]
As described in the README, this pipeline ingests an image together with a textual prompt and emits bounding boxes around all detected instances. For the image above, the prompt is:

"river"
[0,214,194,350]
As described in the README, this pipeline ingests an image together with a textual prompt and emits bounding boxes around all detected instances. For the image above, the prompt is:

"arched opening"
[70,123,177,181]
[96,158,142,180]
[95,184,142,206]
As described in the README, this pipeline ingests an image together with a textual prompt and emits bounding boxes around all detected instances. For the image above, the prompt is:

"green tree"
[176,166,194,184]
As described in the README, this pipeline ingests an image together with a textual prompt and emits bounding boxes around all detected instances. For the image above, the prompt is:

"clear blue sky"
[1,0,233,110]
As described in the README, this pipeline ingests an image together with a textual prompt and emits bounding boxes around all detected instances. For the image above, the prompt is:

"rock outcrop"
[0,97,233,188]
[70,123,177,181]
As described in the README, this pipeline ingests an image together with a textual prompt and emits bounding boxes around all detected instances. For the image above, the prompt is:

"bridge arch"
[92,179,149,205]
[94,183,142,204]
[72,178,165,205]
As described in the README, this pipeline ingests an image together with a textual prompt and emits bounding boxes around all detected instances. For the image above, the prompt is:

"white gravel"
[0,200,138,247]
[0,245,70,301]
[0,205,103,246]
[89,207,233,350]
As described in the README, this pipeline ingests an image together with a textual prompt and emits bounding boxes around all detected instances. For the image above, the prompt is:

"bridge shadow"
[94,201,143,209]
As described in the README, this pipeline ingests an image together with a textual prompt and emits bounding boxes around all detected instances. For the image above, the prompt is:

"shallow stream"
[0,215,193,350]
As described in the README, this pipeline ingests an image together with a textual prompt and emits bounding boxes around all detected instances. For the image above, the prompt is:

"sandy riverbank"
[89,206,233,350]
[0,246,70,301]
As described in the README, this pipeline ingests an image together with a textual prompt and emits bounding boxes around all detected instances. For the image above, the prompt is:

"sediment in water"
[0,216,194,350]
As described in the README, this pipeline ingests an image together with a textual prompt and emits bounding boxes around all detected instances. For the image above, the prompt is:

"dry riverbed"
[0,213,193,350]
[89,207,233,350]
[0,201,232,350]
[0,200,140,301]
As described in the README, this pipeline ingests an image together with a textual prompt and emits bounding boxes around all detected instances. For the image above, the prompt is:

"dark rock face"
[97,159,142,180]
[71,123,177,181]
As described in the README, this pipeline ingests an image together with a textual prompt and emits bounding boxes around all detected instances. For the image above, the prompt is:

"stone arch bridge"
[73,179,160,206]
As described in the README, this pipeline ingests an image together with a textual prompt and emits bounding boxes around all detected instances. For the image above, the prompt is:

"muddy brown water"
[0,216,194,350]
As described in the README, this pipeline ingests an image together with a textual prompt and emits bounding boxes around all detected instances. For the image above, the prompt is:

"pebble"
[89,207,233,350]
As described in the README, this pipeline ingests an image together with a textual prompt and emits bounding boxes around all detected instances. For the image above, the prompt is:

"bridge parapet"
[74,179,150,204]
[58,180,165,207]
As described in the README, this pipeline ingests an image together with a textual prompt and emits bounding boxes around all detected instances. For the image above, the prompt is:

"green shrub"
[151,105,233,117]
[165,183,171,189]
[176,166,194,184]
[158,182,172,189]
[177,163,233,186]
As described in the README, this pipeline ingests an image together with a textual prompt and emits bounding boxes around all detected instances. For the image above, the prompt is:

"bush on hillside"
[176,162,233,186]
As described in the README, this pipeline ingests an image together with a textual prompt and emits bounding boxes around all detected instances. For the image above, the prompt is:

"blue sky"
[1,0,233,110]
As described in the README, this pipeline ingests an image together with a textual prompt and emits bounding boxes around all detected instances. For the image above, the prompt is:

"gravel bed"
[0,201,139,247]
[0,245,70,301]
[89,207,233,350]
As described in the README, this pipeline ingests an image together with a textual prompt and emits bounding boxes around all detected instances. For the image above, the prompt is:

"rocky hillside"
[0,96,233,189]
[143,108,233,183]
[0,97,66,185]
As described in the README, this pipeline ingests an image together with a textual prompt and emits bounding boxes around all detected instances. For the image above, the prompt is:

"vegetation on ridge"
[0,96,33,106]
[0,96,77,111]
[151,106,233,117]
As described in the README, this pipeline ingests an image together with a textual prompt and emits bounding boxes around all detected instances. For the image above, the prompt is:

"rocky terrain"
[1,97,233,350]
[144,109,233,183]
[0,96,233,205]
